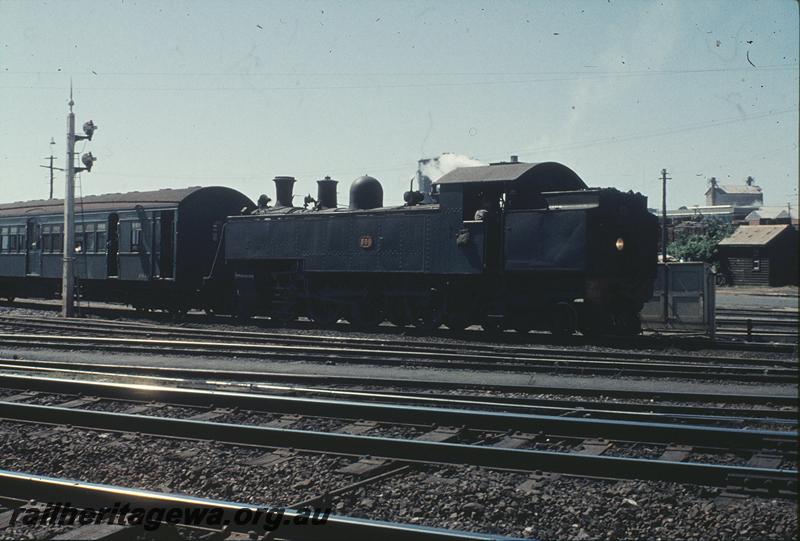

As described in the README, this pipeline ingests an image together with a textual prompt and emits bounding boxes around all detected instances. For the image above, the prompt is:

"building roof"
[0,187,206,218]
[435,161,587,191]
[705,184,763,196]
[744,208,792,221]
[717,185,762,194]
[718,225,791,247]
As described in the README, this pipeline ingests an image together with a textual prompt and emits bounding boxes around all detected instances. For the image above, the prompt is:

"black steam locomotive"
[0,159,657,335]
[207,159,658,335]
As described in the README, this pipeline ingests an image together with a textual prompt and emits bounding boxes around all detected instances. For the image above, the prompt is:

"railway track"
[715,307,799,343]
[2,355,795,404]
[1,298,795,353]
[1,331,795,383]
[0,318,795,383]
[0,359,797,427]
[1,314,795,368]
[0,373,796,491]
[717,308,798,319]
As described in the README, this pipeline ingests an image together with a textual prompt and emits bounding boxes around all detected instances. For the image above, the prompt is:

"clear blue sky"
[1,0,797,209]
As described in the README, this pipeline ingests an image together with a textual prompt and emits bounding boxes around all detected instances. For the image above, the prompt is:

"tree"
[667,217,735,262]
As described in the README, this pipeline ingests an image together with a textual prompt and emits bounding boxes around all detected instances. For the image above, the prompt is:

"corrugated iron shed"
[744,208,792,221]
[718,224,791,247]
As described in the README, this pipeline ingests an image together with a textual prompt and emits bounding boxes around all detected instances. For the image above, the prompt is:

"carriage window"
[96,223,107,253]
[9,227,19,252]
[75,224,85,254]
[0,227,7,252]
[85,223,96,253]
[42,226,52,252]
[131,222,142,252]
[52,225,63,253]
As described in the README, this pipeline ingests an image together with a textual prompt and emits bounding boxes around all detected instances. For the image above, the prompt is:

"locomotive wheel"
[444,313,471,331]
[270,304,298,326]
[481,316,505,334]
[413,303,444,331]
[513,323,532,335]
[310,299,341,326]
[4,297,15,303]
[550,302,577,336]
[348,301,384,328]
[383,297,408,327]
[169,306,187,322]
[386,303,411,328]
[611,312,641,336]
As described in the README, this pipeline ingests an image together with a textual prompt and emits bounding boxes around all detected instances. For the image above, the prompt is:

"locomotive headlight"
[615,237,625,252]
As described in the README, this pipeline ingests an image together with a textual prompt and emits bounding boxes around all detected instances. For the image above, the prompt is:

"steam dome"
[349,175,383,210]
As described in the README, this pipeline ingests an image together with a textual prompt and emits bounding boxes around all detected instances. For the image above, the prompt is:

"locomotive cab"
[436,159,657,335]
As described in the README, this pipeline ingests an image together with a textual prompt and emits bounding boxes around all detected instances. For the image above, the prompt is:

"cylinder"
[317,176,338,209]
[273,176,296,207]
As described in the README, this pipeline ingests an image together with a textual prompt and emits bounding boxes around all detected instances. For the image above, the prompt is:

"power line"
[3,64,797,78]
[2,66,797,93]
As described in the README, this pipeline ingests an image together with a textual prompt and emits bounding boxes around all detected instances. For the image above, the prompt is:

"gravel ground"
[1,301,797,539]
[337,466,797,540]
[0,421,351,506]
[0,421,796,540]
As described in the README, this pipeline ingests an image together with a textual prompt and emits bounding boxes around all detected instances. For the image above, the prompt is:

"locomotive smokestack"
[273,176,296,207]
[317,176,338,209]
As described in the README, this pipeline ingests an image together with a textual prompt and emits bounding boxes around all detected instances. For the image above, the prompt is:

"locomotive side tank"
[215,160,658,334]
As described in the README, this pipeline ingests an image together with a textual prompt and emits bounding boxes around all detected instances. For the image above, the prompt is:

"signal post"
[62,87,97,317]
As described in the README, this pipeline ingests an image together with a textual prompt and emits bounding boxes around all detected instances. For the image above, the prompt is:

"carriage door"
[159,211,175,278]
[107,214,119,277]
[25,220,41,275]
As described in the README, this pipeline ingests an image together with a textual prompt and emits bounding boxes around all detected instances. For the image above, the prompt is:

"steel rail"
[717,318,799,328]
[0,314,793,368]
[1,356,796,407]
[1,403,796,494]
[0,374,795,451]
[717,308,798,317]
[1,333,795,382]
[1,299,794,353]
[0,363,796,426]
[0,470,514,540]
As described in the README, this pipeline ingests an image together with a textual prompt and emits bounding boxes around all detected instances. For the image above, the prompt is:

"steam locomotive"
[207,159,659,335]
[0,159,658,335]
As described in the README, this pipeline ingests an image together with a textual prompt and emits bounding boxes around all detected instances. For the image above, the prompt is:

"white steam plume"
[417,152,485,182]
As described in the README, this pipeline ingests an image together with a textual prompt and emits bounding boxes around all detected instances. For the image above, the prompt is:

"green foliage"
[667,217,735,262]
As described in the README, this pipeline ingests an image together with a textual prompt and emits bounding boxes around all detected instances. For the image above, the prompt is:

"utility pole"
[661,168,671,323]
[62,85,98,317]
[661,168,670,263]
[39,138,59,199]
